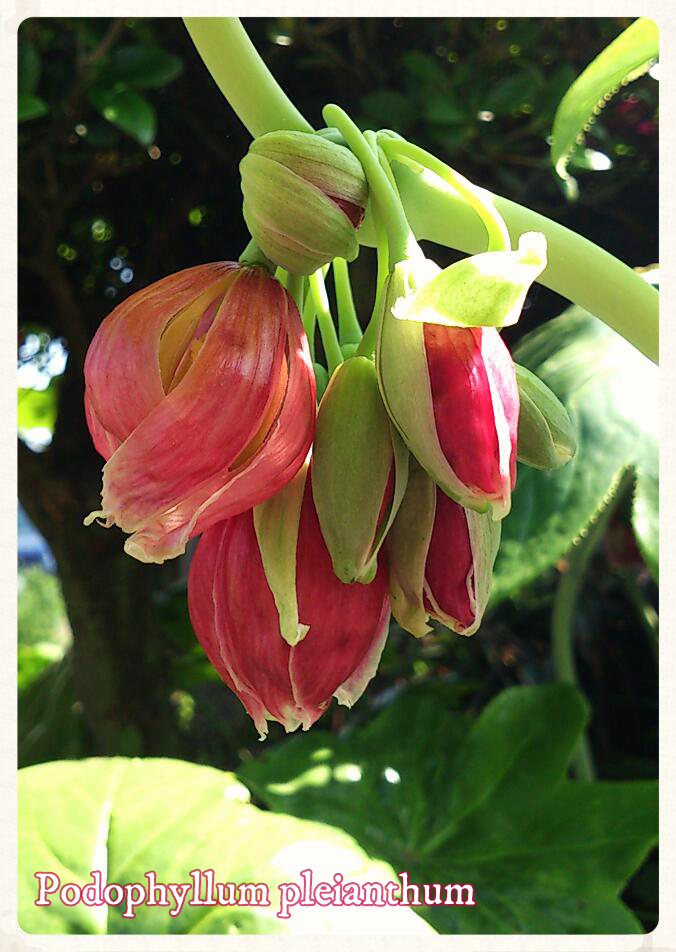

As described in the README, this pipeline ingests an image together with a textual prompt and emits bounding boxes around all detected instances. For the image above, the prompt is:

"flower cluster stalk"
[308,268,343,377]
[332,258,362,347]
[184,16,658,364]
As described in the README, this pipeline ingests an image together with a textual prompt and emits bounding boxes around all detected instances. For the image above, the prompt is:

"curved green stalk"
[386,163,659,364]
[332,258,362,346]
[380,136,510,252]
[185,16,658,364]
[183,18,312,137]
[322,104,416,269]
[551,469,634,781]
[308,269,342,377]
[286,272,304,312]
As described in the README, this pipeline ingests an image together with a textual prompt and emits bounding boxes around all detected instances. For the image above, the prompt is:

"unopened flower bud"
[377,256,519,519]
[240,130,368,275]
[386,459,501,637]
[515,364,577,470]
[311,356,408,584]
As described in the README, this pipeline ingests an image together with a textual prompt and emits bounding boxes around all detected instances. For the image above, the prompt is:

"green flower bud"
[240,131,368,275]
[311,356,408,585]
[515,364,577,470]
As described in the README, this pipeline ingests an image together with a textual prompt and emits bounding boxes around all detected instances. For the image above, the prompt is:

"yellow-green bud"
[240,131,368,276]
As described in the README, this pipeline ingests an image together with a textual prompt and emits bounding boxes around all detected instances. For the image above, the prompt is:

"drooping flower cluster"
[84,128,575,737]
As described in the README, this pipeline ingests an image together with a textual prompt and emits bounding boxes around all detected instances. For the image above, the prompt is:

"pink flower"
[188,465,390,737]
[84,262,315,563]
[377,242,541,520]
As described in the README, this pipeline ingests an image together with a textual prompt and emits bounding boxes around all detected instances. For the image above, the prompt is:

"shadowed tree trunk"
[19,360,188,757]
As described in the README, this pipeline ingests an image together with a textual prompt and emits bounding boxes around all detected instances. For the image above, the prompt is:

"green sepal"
[515,363,577,470]
[253,463,309,647]
[312,356,405,584]
[392,232,547,329]
[359,423,409,585]
[386,457,437,637]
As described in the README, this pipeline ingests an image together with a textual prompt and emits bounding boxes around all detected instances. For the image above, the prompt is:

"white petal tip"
[83,509,111,528]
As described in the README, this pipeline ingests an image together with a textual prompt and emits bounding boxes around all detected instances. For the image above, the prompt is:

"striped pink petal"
[188,476,390,737]
[84,263,315,562]
[424,323,519,514]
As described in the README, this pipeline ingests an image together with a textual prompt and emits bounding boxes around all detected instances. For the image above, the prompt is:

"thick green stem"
[301,293,317,360]
[308,269,342,377]
[239,238,274,271]
[183,18,312,137]
[185,17,658,364]
[551,469,634,781]
[322,105,416,269]
[356,133,394,359]
[332,258,362,346]
[380,137,510,252]
[286,272,305,312]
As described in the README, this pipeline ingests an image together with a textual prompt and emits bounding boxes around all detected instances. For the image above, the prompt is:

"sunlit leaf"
[18,384,58,433]
[550,18,658,185]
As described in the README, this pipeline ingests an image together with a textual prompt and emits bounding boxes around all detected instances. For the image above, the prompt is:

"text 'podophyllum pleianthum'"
[188,463,390,737]
[84,262,315,563]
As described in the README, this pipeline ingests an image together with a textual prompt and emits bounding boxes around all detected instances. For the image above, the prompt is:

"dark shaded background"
[18,17,658,927]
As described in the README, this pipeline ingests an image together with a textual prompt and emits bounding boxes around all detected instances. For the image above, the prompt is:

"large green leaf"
[19,757,431,935]
[89,87,156,146]
[239,684,657,934]
[550,18,658,186]
[492,305,658,601]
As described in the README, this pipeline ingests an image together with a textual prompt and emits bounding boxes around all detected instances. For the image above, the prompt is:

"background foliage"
[18,17,658,934]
